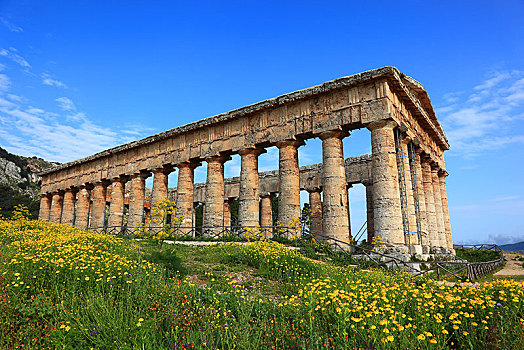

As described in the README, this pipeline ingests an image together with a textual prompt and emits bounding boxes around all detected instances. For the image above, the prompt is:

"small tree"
[142,199,181,251]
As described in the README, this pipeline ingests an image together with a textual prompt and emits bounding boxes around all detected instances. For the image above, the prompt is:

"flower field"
[1,213,523,349]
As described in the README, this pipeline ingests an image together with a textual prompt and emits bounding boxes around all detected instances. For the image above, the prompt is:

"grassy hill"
[500,241,524,252]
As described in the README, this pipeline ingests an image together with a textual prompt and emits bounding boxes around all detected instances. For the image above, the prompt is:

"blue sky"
[0,1,523,244]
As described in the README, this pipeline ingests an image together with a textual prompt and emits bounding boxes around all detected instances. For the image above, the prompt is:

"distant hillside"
[499,241,524,253]
[0,147,58,218]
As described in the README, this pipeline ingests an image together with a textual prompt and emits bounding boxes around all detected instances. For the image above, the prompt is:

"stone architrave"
[367,120,404,247]
[203,155,229,235]
[238,148,264,227]
[128,173,149,228]
[439,170,453,250]
[108,177,127,230]
[176,162,198,228]
[308,188,322,235]
[364,182,375,244]
[276,140,302,231]
[61,189,77,225]
[400,138,419,247]
[38,195,52,221]
[75,186,91,229]
[431,164,446,249]
[49,191,64,223]
[414,150,429,249]
[421,158,438,248]
[89,181,108,229]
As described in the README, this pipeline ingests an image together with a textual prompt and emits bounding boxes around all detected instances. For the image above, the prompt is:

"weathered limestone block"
[204,155,229,234]
[61,189,77,225]
[320,130,350,243]
[259,192,273,238]
[308,188,322,235]
[223,199,232,228]
[414,149,429,249]
[400,138,419,247]
[439,171,453,250]
[422,158,439,248]
[368,120,404,246]
[89,181,108,229]
[276,140,302,230]
[49,191,64,223]
[75,186,91,229]
[177,162,198,228]
[151,166,173,209]
[431,164,446,249]
[238,148,263,227]
[364,182,375,244]
[128,173,149,228]
[38,195,51,221]
[108,177,126,229]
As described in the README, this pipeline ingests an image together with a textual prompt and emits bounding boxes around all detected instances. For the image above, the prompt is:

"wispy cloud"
[0,47,31,69]
[42,73,67,88]
[55,97,76,112]
[437,70,524,157]
[0,18,23,33]
[0,74,10,91]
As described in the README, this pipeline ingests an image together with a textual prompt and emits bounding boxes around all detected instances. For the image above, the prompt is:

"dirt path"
[494,253,524,276]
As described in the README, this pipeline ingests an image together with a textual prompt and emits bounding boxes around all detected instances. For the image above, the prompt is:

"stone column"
[89,181,109,229]
[38,194,52,221]
[439,170,453,251]
[260,192,273,238]
[414,150,429,250]
[61,189,77,225]
[238,148,263,228]
[364,182,375,245]
[75,185,91,229]
[49,191,64,223]
[276,140,302,231]
[204,155,229,235]
[223,198,232,228]
[128,172,149,228]
[367,120,405,248]
[400,138,419,249]
[176,162,198,229]
[308,188,322,235]
[151,166,173,210]
[431,164,446,250]
[108,177,127,230]
[422,158,438,248]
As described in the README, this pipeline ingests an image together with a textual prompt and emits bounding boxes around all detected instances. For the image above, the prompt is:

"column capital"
[131,170,151,180]
[53,189,65,195]
[41,193,52,198]
[430,162,440,172]
[65,186,79,193]
[111,174,130,183]
[305,187,322,193]
[176,160,201,170]
[152,164,174,175]
[94,179,111,187]
[259,191,273,198]
[79,182,94,191]
[362,179,373,187]
[275,139,305,149]
[205,154,231,163]
[238,147,266,156]
[318,129,349,141]
[367,119,397,131]
[438,169,449,177]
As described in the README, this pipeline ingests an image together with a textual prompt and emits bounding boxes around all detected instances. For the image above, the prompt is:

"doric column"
[414,150,429,249]
[61,188,77,225]
[49,191,64,223]
[364,182,375,245]
[260,192,273,238]
[238,148,264,227]
[75,185,91,229]
[38,194,52,221]
[151,166,173,209]
[431,164,446,249]
[108,177,127,230]
[400,138,419,247]
[204,155,229,234]
[308,188,322,235]
[439,170,453,250]
[367,120,404,247]
[223,198,232,228]
[128,172,150,228]
[421,158,438,247]
[276,140,303,229]
[176,162,198,228]
[89,181,109,229]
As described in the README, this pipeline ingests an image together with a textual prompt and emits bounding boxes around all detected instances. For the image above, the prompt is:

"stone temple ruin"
[38,66,453,255]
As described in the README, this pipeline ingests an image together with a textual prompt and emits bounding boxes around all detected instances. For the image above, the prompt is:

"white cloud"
[438,70,524,157]
[0,18,23,33]
[42,73,67,88]
[0,47,31,69]
[0,73,10,91]
[55,97,76,112]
